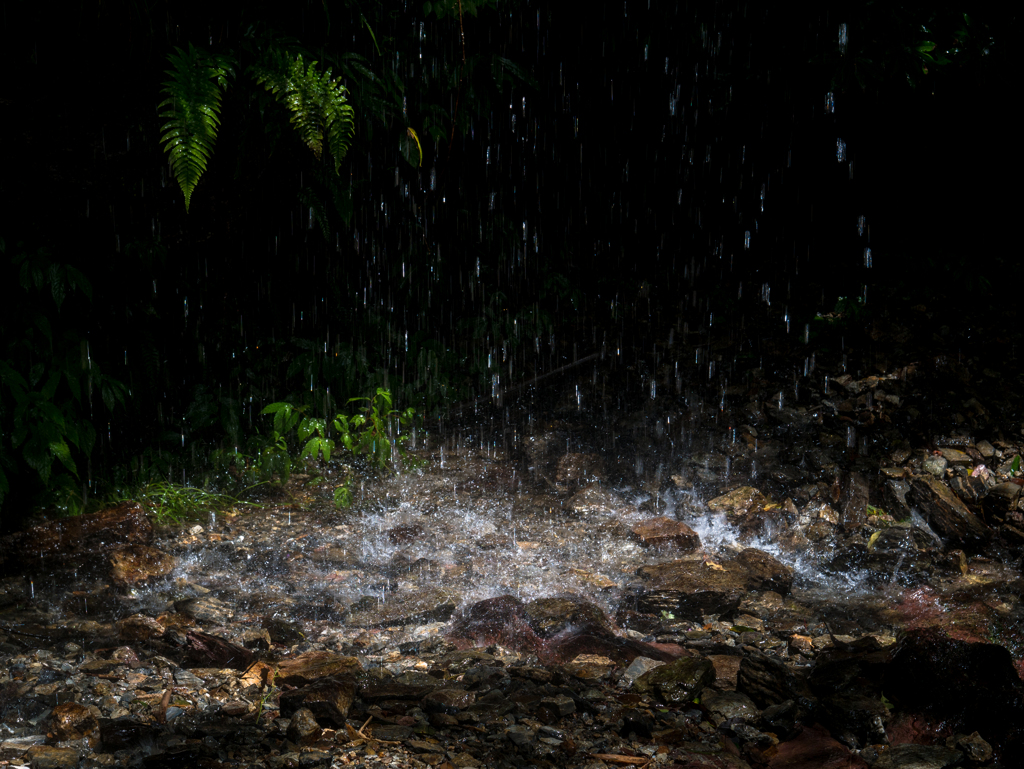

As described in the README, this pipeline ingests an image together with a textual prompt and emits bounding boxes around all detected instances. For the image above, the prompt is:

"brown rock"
[524,596,609,637]
[345,587,456,627]
[24,745,81,769]
[184,630,255,670]
[278,675,356,726]
[910,475,990,548]
[117,614,165,642]
[286,707,322,744]
[632,559,753,619]
[275,651,361,685]
[767,723,868,768]
[1,502,152,571]
[734,548,794,594]
[630,517,701,551]
[47,701,99,746]
[109,545,175,586]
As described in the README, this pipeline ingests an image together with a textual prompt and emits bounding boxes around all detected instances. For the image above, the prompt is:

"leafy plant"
[158,45,236,211]
[159,43,355,211]
[0,238,127,519]
[260,389,417,508]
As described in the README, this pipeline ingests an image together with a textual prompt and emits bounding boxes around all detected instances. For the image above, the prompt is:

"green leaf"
[252,51,355,174]
[158,44,236,212]
[49,439,78,476]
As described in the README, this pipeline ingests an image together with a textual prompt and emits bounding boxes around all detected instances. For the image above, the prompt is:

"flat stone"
[629,517,701,550]
[345,587,456,627]
[175,595,233,626]
[872,744,962,769]
[632,656,715,703]
[937,448,971,466]
[24,745,81,769]
[275,651,361,685]
[632,558,760,618]
[109,545,176,586]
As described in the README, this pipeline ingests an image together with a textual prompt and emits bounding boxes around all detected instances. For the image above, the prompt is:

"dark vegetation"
[0,1,1013,530]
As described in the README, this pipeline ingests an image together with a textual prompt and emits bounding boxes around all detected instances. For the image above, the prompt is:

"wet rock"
[555,452,605,485]
[631,655,715,703]
[871,744,962,769]
[544,622,681,665]
[952,731,993,763]
[175,595,233,626]
[737,653,814,709]
[285,707,322,744]
[263,616,305,645]
[882,628,1024,763]
[279,675,356,726]
[566,484,630,516]
[184,629,254,670]
[24,745,81,769]
[345,587,456,627]
[765,723,866,769]
[734,549,794,595]
[108,545,175,586]
[702,690,760,725]
[1,502,152,573]
[275,651,361,685]
[524,596,609,637]
[909,476,990,548]
[923,454,948,478]
[422,688,476,713]
[98,718,157,751]
[46,701,98,746]
[632,550,790,621]
[116,614,165,642]
[629,517,701,551]
[840,471,870,529]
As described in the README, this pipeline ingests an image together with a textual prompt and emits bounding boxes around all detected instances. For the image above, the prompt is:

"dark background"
[0,1,1014,526]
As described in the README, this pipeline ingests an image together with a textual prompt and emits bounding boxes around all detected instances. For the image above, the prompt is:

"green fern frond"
[158,45,235,212]
[253,52,355,174]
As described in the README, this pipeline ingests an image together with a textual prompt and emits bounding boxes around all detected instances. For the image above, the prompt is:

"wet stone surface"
[2,328,1024,767]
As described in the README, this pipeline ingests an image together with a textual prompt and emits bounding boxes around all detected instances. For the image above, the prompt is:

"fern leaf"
[158,44,235,211]
[253,51,355,173]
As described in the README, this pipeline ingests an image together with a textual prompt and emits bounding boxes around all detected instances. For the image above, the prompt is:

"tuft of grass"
[114,481,257,525]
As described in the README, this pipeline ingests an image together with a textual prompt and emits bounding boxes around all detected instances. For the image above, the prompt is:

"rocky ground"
[1,301,1023,769]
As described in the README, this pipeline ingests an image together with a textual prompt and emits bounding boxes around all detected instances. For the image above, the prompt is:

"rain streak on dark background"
[0,1,1014,522]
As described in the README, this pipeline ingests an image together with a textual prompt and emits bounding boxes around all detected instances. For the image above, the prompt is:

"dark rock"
[524,595,609,637]
[184,630,254,670]
[735,549,794,595]
[109,545,176,586]
[909,475,990,548]
[285,707,322,745]
[175,595,233,626]
[47,701,99,746]
[422,688,475,714]
[1,502,152,573]
[765,723,867,769]
[23,745,81,769]
[872,744,962,769]
[345,587,456,627]
[278,675,356,726]
[840,471,870,530]
[632,656,715,703]
[882,628,1024,763]
[629,517,701,551]
[275,651,361,685]
[738,653,814,709]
